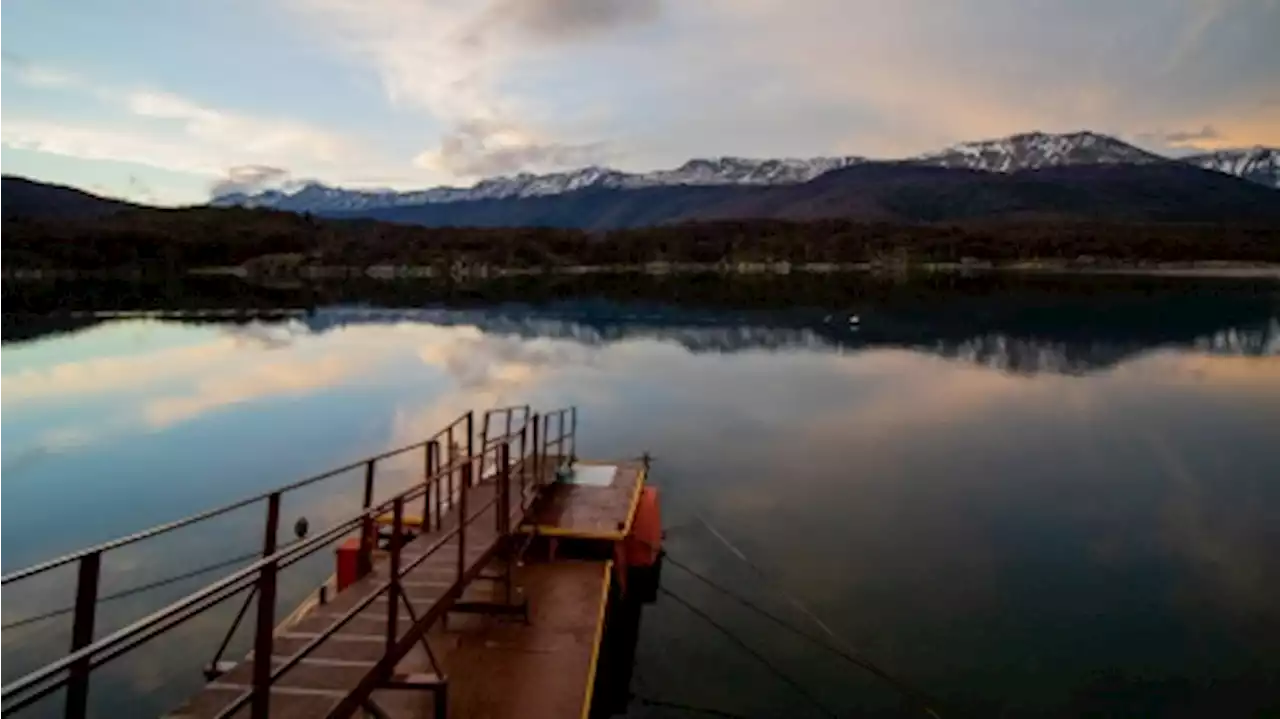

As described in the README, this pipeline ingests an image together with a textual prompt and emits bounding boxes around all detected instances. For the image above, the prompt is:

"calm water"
[2,274,1279,717]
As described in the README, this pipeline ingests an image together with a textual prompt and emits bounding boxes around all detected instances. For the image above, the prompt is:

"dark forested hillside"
[1,176,138,220]
[5,200,1280,272]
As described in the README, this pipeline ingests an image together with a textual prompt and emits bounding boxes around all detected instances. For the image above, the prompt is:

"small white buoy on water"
[848,314,861,325]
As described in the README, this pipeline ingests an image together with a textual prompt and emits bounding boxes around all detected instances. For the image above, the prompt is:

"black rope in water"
[2,550,260,631]
[634,696,760,719]
[663,551,944,718]
[659,585,840,719]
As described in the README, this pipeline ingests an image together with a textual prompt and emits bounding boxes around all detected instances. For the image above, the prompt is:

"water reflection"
[2,277,1278,717]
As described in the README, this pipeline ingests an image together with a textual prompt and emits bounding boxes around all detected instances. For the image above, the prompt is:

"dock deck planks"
[167,456,563,719]
[441,560,611,719]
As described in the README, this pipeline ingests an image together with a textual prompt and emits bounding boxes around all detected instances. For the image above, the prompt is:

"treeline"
[4,205,1280,271]
[8,271,1275,316]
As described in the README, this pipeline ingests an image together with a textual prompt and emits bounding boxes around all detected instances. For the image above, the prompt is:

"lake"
[2,273,1279,718]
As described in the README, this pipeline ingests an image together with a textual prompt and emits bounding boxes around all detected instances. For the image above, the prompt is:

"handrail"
[214,473,507,719]
[540,406,577,463]
[0,411,474,585]
[0,404,567,719]
[5,466,425,704]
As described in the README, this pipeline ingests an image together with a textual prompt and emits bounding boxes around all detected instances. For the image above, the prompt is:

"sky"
[2,0,1278,205]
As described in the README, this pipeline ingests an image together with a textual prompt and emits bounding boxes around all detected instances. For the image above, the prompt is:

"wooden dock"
[1,405,671,719]
[170,453,556,719]
[168,454,648,719]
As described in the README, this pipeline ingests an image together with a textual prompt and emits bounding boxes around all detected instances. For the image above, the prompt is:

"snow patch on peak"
[212,132,1277,214]
[914,131,1165,173]
[1181,146,1279,189]
[212,156,870,212]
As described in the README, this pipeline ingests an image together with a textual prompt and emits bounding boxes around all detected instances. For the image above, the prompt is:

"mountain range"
[212,132,1279,214]
[5,132,1278,230]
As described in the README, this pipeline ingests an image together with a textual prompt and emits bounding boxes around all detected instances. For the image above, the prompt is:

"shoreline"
[6,260,1280,282]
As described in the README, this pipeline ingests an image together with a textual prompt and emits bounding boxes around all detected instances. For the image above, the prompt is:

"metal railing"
[478,405,532,483]
[0,405,569,719]
[541,406,577,466]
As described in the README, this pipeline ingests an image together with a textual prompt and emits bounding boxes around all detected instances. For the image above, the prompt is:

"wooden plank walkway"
[422,560,611,719]
[337,559,614,719]
[169,456,563,719]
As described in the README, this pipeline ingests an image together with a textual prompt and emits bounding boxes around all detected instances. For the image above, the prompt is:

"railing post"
[447,428,456,504]
[542,414,550,467]
[519,422,529,505]
[430,440,442,529]
[386,497,403,657]
[424,443,436,532]
[479,411,491,480]
[359,459,376,577]
[65,551,101,719]
[531,412,540,489]
[458,460,471,582]
[466,411,475,471]
[497,443,510,534]
[252,492,281,719]
[570,406,578,460]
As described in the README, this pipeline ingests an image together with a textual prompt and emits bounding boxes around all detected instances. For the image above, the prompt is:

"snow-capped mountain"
[213,157,867,213]
[1181,147,1278,189]
[911,131,1166,172]
[212,132,1277,213]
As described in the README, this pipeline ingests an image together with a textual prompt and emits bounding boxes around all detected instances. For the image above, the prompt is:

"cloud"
[210,165,294,197]
[413,119,605,177]
[288,0,624,179]
[2,119,215,173]
[1,427,98,476]
[391,330,607,455]
[1,336,242,406]
[142,355,357,427]
[126,90,351,163]
[1163,125,1222,144]
[6,0,1280,191]
[2,80,366,185]
[415,328,598,391]
[1134,125,1230,153]
[493,0,662,42]
[1164,0,1248,73]
[1,52,82,89]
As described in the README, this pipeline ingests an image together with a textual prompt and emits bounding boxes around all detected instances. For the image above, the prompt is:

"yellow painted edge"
[374,514,426,527]
[580,559,614,719]
[522,526,626,540]
[619,465,648,536]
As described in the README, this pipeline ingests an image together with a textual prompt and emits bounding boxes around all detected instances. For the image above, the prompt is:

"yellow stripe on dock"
[580,560,613,719]
[521,526,626,540]
[619,465,647,536]
[374,514,426,528]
